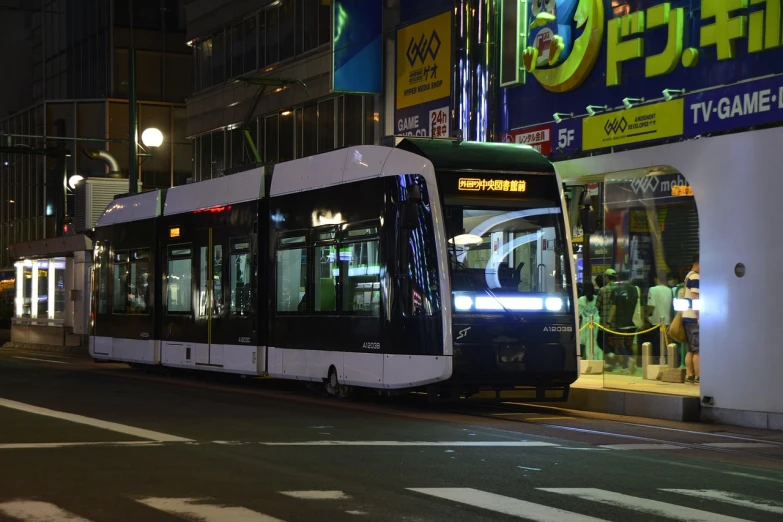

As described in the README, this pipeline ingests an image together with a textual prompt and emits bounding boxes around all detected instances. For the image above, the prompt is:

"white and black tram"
[90,138,578,399]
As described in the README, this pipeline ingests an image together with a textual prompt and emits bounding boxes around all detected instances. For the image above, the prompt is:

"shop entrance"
[564,167,700,397]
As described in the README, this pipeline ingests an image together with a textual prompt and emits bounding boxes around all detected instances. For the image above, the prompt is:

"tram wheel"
[325,366,351,399]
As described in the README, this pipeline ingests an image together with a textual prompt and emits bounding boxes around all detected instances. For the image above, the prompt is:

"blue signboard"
[332,0,383,94]
[500,0,783,155]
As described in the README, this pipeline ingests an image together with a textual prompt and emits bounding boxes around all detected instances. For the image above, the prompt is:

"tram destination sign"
[441,174,558,201]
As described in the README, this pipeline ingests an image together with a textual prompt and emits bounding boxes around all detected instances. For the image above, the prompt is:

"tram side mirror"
[402,185,422,230]
[580,192,597,234]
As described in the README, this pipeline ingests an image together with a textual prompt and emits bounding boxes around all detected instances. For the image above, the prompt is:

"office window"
[279,0,295,61]
[302,103,316,157]
[279,110,294,162]
[231,23,243,77]
[266,7,279,65]
[365,97,376,145]
[199,133,211,180]
[128,249,150,314]
[302,0,318,52]
[276,235,308,313]
[318,99,334,153]
[200,38,212,89]
[230,238,252,317]
[265,115,279,163]
[345,95,363,147]
[113,251,129,313]
[244,16,257,73]
[258,12,267,68]
[296,0,304,55]
[295,108,303,158]
[231,127,244,167]
[213,30,225,85]
[319,0,331,47]
[212,130,225,177]
[167,245,192,313]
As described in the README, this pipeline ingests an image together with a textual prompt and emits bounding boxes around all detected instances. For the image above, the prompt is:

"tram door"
[196,227,225,367]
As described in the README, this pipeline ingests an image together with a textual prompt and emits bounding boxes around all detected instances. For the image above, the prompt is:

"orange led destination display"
[170,227,181,238]
[458,178,526,192]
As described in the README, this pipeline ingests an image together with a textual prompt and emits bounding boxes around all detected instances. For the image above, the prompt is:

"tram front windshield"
[444,201,573,314]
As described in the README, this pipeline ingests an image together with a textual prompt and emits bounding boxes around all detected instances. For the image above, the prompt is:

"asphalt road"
[1,348,783,522]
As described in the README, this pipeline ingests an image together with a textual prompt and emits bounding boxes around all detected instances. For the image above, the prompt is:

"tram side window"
[96,244,108,314]
[341,226,380,315]
[167,245,192,313]
[314,229,338,312]
[113,252,129,313]
[276,235,308,313]
[230,238,252,317]
[128,249,151,314]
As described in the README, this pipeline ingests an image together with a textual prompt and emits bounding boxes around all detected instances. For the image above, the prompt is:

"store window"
[167,245,192,313]
[276,235,308,313]
[567,170,699,395]
[53,258,66,319]
[36,259,48,319]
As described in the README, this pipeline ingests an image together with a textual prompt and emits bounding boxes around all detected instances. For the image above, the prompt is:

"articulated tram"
[90,138,578,400]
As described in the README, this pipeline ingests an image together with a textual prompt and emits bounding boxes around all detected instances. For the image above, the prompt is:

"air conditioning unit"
[74,178,143,233]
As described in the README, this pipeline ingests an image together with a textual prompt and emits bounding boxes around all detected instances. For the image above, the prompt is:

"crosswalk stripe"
[263,441,557,447]
[0,500,92,521]
[137,497,284,522]
[407,488,606,522]
[662,489,783,514]
[279,491,348,500]
[599,443,683,451]
[539,488,752,522]
[700,442,780,449]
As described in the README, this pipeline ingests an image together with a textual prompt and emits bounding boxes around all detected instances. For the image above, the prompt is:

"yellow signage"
[630,211,650,233]
[671,185,694,196]
[170,227,180,238]
[396,12,451,110]
[582,99,684,151]
[458,178,526,193]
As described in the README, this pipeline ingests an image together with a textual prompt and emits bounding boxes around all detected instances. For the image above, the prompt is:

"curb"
[2,341,89,357]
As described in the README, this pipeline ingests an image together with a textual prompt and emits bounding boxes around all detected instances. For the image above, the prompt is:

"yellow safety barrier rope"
[577,318,668,337]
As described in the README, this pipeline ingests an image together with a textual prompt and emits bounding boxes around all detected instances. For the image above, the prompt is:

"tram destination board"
[439,173,560,201]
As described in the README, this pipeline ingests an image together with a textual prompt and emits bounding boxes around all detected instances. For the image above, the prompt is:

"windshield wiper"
[482,285,525,324]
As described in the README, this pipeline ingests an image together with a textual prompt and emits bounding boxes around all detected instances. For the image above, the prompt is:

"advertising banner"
[499,0,783,156]
[604,173,694,210]
[332,0,383,94]
[582,99,684,151]
[503,125,552,155]
[395,11,452,137]
[396,11,451,110]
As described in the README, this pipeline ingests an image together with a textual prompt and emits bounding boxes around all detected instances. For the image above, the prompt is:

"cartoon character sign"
[526,0,579,69]
[522,0,605,93]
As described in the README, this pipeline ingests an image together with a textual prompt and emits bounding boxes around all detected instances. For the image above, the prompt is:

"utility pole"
[128,0,138,194]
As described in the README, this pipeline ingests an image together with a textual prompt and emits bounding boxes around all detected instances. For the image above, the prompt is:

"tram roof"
[394,138,554,174]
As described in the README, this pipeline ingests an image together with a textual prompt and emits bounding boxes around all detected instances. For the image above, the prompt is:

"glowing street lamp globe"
[141,127,164,148]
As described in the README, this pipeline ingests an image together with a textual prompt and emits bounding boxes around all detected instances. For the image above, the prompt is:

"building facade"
[2,0,193,343]
[185,0,383,180]
[492,0,783,427]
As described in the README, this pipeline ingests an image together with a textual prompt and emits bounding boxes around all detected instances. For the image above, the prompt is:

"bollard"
[588,316,595,361]
[659,317,667,366]
[667,343,677,369]
[641,342,652,378]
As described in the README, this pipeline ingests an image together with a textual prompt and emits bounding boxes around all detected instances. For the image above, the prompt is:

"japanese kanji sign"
[503,125,553,155]
[458,178,527,193]
[396,11,452,110]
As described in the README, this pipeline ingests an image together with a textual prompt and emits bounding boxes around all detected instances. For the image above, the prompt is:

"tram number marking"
[362,342,381,350]
[456,327,471,340]
[543,326,573,332]
[140,332,150,338]
[238,337,251,344]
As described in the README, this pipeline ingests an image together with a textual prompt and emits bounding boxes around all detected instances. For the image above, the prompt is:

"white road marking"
[518,466,541,471]
[137,497,284,522]
[0,500,92,521]
[11,356,68,364]
[599,443,683,451]
[701,442,779,449]
[279,491,349,500]
[662,489,783,514]
[0,397,193,443]
[540,488,752,522]
[557,447,611,451]
[408,488,605,522]
[262,441,558,447]
[0,441,161,450]
[346,510,368,515]
[723,472,783,484]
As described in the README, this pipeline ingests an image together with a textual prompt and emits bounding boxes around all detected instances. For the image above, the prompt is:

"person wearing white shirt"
[646,269,673,360]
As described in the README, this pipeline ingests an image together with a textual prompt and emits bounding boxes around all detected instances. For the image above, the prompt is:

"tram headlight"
[454,295,473,311]
[545,297,563,311]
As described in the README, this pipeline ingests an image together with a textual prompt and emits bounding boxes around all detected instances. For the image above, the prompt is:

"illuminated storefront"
[498,0,783,426]
[9,235,92,347]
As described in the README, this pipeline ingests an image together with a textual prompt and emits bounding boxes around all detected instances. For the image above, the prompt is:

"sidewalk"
[1,340,89,356]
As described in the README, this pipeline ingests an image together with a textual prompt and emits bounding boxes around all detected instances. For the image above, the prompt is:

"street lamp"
[141,127,164,149]
[68,174,84,190]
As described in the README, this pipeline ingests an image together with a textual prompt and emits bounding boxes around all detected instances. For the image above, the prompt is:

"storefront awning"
[9,235,92,260]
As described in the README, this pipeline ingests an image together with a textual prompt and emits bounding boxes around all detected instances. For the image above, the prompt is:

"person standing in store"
[646,269,673,360]
[578,281,601,360]
[596,268,616,364]
[683,254,700,384]
[607,271,639,373]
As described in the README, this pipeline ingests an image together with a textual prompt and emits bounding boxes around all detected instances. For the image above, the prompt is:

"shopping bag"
[667,311,687,343]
